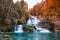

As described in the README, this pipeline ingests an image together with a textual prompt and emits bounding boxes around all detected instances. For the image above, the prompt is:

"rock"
[0,35,15,40]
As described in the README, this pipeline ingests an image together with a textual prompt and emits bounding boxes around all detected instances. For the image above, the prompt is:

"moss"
[0,35,14,40]
[23,25,33,32]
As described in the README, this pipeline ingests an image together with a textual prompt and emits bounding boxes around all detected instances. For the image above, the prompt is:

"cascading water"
[27,16,50,33]
[14,16,50,33]
[14,25,24,33]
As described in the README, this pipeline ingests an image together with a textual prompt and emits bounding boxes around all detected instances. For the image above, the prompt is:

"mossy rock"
[0,35,11,40]
[23,25,33,32]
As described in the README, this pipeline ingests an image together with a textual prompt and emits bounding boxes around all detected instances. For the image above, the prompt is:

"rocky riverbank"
[0,34,14,40]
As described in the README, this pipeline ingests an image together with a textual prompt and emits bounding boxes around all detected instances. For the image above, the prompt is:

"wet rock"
[0,35,15,40]
[23,25,33,32]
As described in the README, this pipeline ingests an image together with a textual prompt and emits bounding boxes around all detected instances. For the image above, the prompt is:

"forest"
[0,0,60,32]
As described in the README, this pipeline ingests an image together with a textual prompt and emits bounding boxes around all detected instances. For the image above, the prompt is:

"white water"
[14,16,50,33]
[35,27,50,33]
[14,25,24,33]
[27,16,40,26]
[27,16,50,33]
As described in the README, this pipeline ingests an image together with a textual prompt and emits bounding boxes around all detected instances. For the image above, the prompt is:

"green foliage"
[0,0,15,32]
[17,10,22,18]
[0,0,1,3]
[0,0,28,32]
[23,25,33,32]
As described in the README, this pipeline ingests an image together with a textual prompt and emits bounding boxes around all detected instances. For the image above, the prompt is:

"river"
[0,32,60,40]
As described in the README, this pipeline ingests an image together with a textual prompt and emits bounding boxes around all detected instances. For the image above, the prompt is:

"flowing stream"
[14,16,50,33]
[14,25,24,33]
[0,16,60,40]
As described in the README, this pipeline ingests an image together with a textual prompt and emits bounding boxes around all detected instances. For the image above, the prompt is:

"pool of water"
[0,32,60,40]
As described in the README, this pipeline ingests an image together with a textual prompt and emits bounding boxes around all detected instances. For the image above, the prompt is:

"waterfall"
[27,16,51,33]
[14,25,24,33]
[14,16,50,33]
[35,27,50,33]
